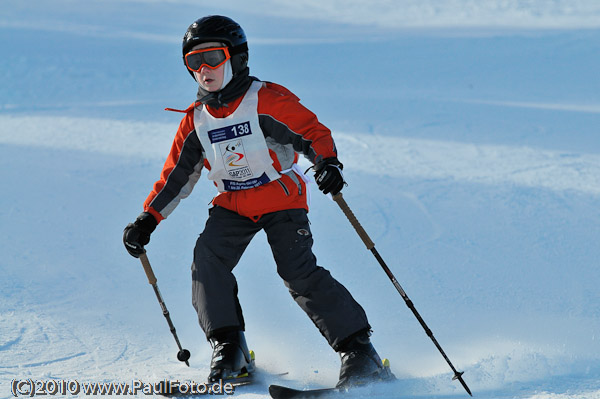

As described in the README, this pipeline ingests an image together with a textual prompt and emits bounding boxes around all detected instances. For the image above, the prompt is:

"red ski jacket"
[143,81,338,223]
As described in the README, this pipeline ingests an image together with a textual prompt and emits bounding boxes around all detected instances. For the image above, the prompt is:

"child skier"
[123,15,391,388]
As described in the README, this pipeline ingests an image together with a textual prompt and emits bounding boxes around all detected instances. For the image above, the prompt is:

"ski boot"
[208,330,255,383]
[336,331,395,389]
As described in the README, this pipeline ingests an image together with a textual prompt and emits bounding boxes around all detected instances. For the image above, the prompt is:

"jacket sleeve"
[257,82,338,165]
[143,112,204,223]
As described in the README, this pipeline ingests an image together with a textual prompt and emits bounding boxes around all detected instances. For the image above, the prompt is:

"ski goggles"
[184,47,231,72]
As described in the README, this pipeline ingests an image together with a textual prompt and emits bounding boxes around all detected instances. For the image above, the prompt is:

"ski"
[269,358,395,399]
[269,384,342,399]
[158,376,254,397]
[159,348,262,397]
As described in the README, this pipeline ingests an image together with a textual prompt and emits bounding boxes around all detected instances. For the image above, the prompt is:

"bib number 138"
[231,122,251,137]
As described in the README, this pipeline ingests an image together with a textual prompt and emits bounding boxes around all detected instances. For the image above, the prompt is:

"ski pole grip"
[139,252,157,285]
[332,193,375,250]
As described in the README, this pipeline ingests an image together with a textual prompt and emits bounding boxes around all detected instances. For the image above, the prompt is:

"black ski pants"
[191,206,370,350]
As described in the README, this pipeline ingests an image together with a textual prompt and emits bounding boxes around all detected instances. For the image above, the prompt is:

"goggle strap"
[228,42,248,56]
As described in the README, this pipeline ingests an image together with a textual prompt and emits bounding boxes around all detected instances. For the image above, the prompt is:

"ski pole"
[139,251,191,367]
[332,193,472,396]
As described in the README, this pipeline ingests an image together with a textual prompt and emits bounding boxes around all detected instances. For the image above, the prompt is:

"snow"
[1,1,599,398]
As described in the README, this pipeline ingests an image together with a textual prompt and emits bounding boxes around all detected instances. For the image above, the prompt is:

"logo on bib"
[220,139,253,179]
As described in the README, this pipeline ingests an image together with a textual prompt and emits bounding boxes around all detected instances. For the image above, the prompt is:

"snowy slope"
[1,1,600,398]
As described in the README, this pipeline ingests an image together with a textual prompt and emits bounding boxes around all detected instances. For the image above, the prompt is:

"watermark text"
[10,378,237,396]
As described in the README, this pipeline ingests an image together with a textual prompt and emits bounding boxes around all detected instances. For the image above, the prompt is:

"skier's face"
[191,42,226,92]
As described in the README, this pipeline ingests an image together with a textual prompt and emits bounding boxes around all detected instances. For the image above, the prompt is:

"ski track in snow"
[4,0,600,34]
[1,114,599,196]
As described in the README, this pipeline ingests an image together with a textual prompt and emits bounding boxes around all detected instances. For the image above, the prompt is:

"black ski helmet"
[182,15,249,78]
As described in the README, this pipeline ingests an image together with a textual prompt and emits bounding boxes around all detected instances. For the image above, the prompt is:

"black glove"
[313,157,346,195]
[123,212,157,258]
